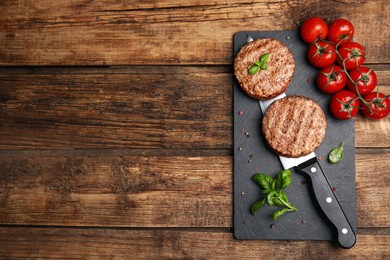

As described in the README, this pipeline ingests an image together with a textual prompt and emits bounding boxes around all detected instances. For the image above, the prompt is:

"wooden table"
[0,1,389,258]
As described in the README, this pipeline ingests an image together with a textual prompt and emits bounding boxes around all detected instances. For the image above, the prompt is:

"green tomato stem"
[333,47,373,114]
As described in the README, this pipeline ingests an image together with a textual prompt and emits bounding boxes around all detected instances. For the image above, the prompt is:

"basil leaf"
[275,170,292,190]
[259,53,270,64]
[251,198,266,215]
[261,188,272,194]
[272,208,290,220]
[329,142,345,164]
[250,170,298,221]
[276,190,289,203]
[273,198,284,207]
[248,53,270,75]
[266,191,276,206]
[252,174,274,190]
[260,65,268,70]
[271,179,276,190]
[248,65,260,75]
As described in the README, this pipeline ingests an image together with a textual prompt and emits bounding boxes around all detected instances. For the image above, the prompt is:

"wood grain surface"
[0,67,388,149]
[1,228,389,259]
[0,0,389,65]
[0,153,389,228]
[0,0,389,258]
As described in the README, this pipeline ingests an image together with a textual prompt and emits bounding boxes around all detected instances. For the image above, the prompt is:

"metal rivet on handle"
[342,228,348,234]
[310,167,317,173]
[326,197,332,203]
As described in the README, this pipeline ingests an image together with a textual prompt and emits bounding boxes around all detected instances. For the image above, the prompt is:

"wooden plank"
[0,153,388,227]
[355,151,390,228]
[0,227,389,259]
[0,156,232,227]
[0,0,388,65]
[0,67,389,149]
[0,67,232,149]
[355,66,390,147]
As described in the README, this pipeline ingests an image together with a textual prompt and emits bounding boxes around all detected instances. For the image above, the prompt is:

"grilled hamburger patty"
[234,38,295,100]
[262,95,327,158]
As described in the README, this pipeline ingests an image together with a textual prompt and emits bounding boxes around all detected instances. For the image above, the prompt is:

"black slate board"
[233,30,357,240]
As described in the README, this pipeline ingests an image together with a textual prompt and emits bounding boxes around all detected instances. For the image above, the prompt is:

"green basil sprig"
[251,170,298,220]
[329,142,345,164]
[248,53,270,75]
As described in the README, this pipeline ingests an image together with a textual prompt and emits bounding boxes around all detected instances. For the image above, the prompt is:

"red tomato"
[316,65,347,93]
[346,67,377,95]
[307,41,337,68]
[337,42,366,70]
[300,17,328,44]
[361,92,390,120]
[328,18,354,46]
[330,90,360,120]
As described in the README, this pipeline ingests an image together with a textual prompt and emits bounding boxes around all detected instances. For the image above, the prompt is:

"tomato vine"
[300,17,389,120]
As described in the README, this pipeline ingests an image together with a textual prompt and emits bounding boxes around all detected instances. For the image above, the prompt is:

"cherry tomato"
[346,67,377,95]
[316,65,347,94]
[361,92,390,120]
[330,90,360,120]
[307,41,337,68]
[300,17,328,44]
[328,18,354,46]
[337,42,366,70]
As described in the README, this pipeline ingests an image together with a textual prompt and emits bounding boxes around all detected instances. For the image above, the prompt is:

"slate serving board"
[233,30,357,240]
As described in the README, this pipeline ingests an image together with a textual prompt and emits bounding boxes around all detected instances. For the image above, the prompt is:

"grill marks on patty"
[234,38,295,100]
[262,96,327,158]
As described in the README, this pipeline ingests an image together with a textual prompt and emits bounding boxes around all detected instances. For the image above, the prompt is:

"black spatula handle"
[297,158,356,249]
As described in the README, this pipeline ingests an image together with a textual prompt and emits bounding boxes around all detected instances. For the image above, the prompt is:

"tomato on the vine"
[337,42,366,70]
[328,18,354,46]
[330,90,360,120]
[307,41,337,68]
[361,92,390,120]
[300,17,328,44]
[346,67,377,95]
[316,65,347,93]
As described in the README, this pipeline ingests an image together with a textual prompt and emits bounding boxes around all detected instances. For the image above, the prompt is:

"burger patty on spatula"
[262,95,327,158]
